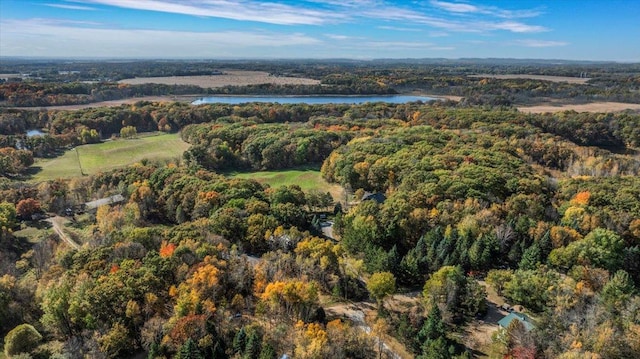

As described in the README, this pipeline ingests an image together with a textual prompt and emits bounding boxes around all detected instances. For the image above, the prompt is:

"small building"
[498,312,534,332]
[361,192,386,204]
[84,194,126,211]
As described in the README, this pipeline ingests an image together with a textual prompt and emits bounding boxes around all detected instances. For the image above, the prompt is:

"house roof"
[85,194,126,210]
[361,192,386,203]
[498,312,534,331]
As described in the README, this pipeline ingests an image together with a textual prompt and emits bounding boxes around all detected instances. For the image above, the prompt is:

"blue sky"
[1,0,638,61]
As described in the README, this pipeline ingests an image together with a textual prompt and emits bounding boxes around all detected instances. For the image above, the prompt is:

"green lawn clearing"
[29,132,189,182]
[229,166,344,200]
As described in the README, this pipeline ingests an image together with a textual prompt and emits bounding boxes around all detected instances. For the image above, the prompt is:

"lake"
[192,95,436,105]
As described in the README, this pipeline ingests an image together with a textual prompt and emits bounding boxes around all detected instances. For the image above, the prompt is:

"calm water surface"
[192,95,436,105]
[26,129,45,137]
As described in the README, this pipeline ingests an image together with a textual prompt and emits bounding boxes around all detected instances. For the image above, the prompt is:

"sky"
[1,0,638,61]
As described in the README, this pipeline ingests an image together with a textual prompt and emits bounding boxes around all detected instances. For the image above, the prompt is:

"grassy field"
[468,74,590,84]
[518,101,640,113]
[29,132,189,182]
[229,166,344,201]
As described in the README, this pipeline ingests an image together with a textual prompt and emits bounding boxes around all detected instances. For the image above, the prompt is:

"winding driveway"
[46,216,80,250]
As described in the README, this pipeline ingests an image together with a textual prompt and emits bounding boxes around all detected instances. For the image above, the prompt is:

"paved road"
[46,216,80,250]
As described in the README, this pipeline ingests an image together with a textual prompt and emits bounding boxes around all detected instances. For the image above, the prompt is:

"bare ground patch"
[119,70,320,87]
[469,74,590,84]
[462,280,507,357]
[518,102,640,113]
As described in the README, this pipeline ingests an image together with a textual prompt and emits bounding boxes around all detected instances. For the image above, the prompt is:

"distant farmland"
[119,70,320,87]
[468,74,590,84]
[518,101,640,113]
[29,132,189,182]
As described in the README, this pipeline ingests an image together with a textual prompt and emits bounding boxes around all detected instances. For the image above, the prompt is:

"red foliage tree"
[16,198,41,219]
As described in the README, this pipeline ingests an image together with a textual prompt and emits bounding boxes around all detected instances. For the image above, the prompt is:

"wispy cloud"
[0,18,321,58]
[489,21,547,33]
[325,34,354,40]
[361,6,546,33]
[514,39,568,48]
[77,0,546,34]
[429,31,449,37]
[363,41,434,49]
[431,1,479,14]
[81,0,342,25]
[45,3,97,11]
[430,1,542,19]
[377,26,423,32]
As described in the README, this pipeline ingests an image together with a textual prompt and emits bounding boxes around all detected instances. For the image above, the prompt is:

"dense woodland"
[0,60,639,359]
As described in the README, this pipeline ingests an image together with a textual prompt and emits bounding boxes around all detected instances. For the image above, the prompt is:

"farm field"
[229,166,344,201]
[468,74,590,84]
[119,70,320,87]
[14,95,198,111]
[29,132,189,182]
[517,101,640,113]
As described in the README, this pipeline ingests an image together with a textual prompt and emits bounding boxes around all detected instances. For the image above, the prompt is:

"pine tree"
[177,339,203,359]
[244,331,261,359]
[258,343,276,359]
[233,327,247,354]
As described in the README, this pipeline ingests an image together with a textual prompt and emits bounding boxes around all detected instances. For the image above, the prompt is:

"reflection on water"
[26,129,45,137]
[192,95,436,105]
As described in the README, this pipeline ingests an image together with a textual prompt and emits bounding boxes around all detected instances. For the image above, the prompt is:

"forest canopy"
[0,60,639,359]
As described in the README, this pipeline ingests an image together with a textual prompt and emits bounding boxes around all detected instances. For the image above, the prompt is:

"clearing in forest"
[229,166,344,201]
[28,132,189,182]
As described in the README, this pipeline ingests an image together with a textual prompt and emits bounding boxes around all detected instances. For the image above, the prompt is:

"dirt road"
[46,216,80,250]
[325,300,411,359]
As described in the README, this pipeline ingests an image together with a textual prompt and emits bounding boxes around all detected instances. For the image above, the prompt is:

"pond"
[26,129,46,137]
[192,95,436,105]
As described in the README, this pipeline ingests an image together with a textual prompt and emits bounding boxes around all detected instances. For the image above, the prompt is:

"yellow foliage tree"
[294,321,327,359]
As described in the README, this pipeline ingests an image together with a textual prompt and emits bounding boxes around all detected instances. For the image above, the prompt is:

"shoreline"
[4,92,451,110]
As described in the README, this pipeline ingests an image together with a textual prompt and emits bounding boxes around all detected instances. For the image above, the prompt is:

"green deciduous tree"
[367,271,396,309]
[4,324,42,357]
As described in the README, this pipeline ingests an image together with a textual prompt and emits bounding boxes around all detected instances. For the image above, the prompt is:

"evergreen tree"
[518,243,541,270]
[177,339,203,359]
[418,304,446,343]
[258,343,276,359]
[233,327,247,354]
[244,331,261,359]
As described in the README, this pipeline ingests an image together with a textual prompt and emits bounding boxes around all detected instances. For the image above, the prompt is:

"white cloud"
[363,41,434,49]
[77,0,546,34]
[490,21,547,33]
[45,3,97,11]
[81,0,342,25]
[429,31,449,37]
[0,19,321,58]
[361,7,546,33]
[430,1,479,14]
[325,34,353,40]
[514,39,568,48]
[377,26,423,32]
[430,1,542,19]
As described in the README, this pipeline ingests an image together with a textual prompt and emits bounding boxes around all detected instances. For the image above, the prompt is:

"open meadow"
[517,101,640,113]
[468,74,590,84]
[229,166,344,201]
[29,132,189,182]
